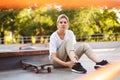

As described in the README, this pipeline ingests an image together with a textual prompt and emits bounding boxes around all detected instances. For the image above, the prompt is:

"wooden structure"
[0,49,49,71]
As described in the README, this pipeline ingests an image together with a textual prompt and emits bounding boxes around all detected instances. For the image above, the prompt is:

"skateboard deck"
[21,59,53,73]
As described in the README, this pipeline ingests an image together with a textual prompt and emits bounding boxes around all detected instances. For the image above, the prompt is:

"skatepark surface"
[0,41,120,80]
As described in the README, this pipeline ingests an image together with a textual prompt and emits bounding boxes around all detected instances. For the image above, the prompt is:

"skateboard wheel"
[34,68,39,73]
[47,67,51,73]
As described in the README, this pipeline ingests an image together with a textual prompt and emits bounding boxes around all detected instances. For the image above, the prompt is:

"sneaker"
[94,60,109,69]
[71,62,87,73]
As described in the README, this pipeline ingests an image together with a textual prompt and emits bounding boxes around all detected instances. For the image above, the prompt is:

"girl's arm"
[51,52,74,68]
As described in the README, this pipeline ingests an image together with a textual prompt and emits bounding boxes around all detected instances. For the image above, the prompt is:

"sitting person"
[49,14,108,73]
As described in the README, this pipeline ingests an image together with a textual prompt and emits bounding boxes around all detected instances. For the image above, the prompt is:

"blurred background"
[0,0,120,44]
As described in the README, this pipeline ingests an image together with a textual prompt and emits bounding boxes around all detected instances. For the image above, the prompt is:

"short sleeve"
[49,34,57,54]
[69,30,76,44]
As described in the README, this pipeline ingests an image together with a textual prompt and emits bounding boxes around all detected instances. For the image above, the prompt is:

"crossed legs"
[51,40,102,67]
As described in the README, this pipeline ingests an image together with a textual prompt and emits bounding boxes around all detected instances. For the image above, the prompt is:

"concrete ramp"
[0,42,120,80]
[114,47,120,53]
[88,41,120,49]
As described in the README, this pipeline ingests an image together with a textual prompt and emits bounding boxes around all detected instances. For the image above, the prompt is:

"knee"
[83,43,91,49]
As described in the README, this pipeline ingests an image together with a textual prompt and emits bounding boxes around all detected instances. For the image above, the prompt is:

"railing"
[0,33,120,44]
[0,35,50,44]
[76,33,120,42]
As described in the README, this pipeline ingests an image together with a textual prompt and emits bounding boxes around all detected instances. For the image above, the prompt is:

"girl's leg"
[65,40,78,62]
[51,40,69,68]
[75,43,101,63]
[51,39,78,67]
[57,39,78,62]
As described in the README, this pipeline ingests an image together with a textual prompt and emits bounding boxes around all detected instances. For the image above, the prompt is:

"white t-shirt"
[49,30,76,57]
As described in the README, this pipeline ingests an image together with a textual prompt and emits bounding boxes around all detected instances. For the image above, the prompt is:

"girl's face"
[57,18,69,32]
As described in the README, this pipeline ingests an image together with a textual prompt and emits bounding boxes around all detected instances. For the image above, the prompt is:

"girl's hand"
[66,61,75,68]
[74,55,78,61]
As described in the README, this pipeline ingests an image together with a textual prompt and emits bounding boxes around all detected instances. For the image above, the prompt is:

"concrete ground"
[0,42,120,80]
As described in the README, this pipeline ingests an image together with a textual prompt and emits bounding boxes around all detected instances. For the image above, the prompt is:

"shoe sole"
[94,65,106,69]
[71,69,87,74]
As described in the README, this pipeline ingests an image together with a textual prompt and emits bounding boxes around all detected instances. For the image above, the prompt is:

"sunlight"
[0,0,120,9]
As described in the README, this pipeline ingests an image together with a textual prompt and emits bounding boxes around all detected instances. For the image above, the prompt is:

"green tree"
[15,7,58,36]
[0,9,18,43]
[68,8,100,41]
[97,8,120,40]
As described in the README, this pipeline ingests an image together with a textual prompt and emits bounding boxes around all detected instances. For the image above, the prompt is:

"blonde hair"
[57,14,69,23]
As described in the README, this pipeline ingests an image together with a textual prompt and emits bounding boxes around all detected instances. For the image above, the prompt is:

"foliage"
[0,7,120,44]
[0,9,18,36]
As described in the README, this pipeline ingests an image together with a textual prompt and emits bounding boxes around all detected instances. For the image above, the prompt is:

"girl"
[49,14,108,73]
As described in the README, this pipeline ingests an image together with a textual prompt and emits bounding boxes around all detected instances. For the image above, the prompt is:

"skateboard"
[21,59,53,73]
